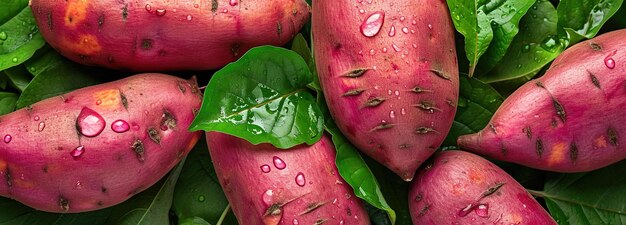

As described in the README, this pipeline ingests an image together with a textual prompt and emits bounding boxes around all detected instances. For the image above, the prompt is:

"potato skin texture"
[206,132,370,225]
[29,0,310,71]
[312,0,459,181]
[409,150,557,225]
[0,74,202,213]
[458,29,626,172]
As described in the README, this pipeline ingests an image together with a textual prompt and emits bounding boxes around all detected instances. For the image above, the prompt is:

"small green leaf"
[535,160,626,224]
[3,65,31,91]
[290,33,321,92]
[0,7,46,71]
[557,0,624,44]
[442,76,503,147]
[189,46,324,149]
[446,0,534,76]
[105,159,186,225]
[481,0,562,83]
[0,197,111,225]
[0,92,17,115]
[172,141,238,225]
[326,121,396,224]
[16,48,103,109]
[364,156,413,225]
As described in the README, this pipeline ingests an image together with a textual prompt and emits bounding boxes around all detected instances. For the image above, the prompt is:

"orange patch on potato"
[61,34,102,56]
[547,142,567,166]
[13,178,35,189]
[594,136,608,148]
[0,159,6,171]
[65,0,90,28]
[468,168,485,184]
[93,89,121,109]
[451,182,464,196]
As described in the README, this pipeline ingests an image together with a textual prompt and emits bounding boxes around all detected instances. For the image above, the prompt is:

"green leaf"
[534,160,626,225]
[442,76,503,147]
[557,0,624,44]
[290,33,321,92]
[189,46,324,149]
[0,197,111,225]
[172,140,238,225]
[15,48,103,109]
[481,0,562,83]
[325,121,396,224]
[105,159,186,225]
[0,92,18,115]
[3,65,31,91]
[446,0,534,76]
[0,6,46,71]
[364,156,412,225]
[0,0,28,25]
[0,73,8,89]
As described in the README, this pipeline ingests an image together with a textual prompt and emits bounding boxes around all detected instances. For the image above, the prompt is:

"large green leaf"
[172,140,238,225]
[0,6,46,71]
[16,48,103,108]
[326,121,396,224]
[105,159,186,225]
[290,33,321,92]
[557,0,624,45]
[2,65,30,92]
[364,156,412,225]
[530,160,626,225]
[442,76,503,147]
[0,198,111,225]
[189,46,324,149]
[447,0,534,76]
[481,0,561,83]
[0,0,28,25]
[0,92,17,115]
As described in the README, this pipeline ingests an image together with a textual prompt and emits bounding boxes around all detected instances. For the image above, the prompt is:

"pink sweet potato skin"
[312,0,459,181]
[29,0,310,71]
[409,150,556,225]
[206,132,370,225]
[458,29,626,172]
[0,74,202,213]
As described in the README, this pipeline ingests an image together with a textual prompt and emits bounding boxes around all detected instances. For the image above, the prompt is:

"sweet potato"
[206,132,370,225]
[0,74,202,213]
[312,0,459,181]
[29,0,310,71]
[458,29,626,172]
[409,150,556,224]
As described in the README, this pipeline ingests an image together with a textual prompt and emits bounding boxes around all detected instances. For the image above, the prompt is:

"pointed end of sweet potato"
[457,133,482,152]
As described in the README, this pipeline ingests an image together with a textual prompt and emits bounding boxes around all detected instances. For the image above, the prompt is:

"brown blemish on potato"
[160,110,177,129]
[120,92,128,110]
[131,138,145,162]
[141,39,153,50]
[148,128,161,144]
[211,0,218,13]
[589,42,602,51]
[547,142,567,166]
[570,143,578,162]
[64,0,89,28]
[62,34,102,56]
[97,14,105,27]
[608,127,618,146]
[93,89,120,109]
[535,139,544,157]
[59,196,70,212]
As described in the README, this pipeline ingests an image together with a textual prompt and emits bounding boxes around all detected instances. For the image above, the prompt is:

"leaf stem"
[216,204,231,225]
[526,189,546,198]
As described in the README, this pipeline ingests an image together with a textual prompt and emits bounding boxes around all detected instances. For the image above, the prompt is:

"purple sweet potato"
[0,74,202,213]
[312,0,459,180]
[409,150,556,224]
[29,0,310,71]
[458,29,626,172]
[206,132,370,225]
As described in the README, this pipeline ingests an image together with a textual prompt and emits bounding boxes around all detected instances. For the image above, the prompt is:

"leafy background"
[0,0,625,224]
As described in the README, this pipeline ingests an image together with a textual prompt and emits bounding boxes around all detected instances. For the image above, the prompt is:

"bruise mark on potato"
[589,42,602,51]
[523,126,532,139]
[418,204,430,217]
[120,92,128,110]
[131,138,145,162]
[608,127,618,146]
[141,39,153,50]
[177,81,187,93]
[552,98,566,123]
[98,14,105,28]
[588,71,601,88]
[569,142,578,162]
[370,122,393,132]
[59,196,70,212]
[101,186,108,193]
[500,142,508,155]
[343,68,369,78]
[430,68,450,80]
[4,167,12,189]
[415,101,441,113]
[211,0,219,13]
[148,128,161,144]
[42,165,49,173]
[121,4,129,21]
[160,110,177,130]
[342,88,364,97]
[65,0,89,28]
[536,138,544,158]
[299,201,327,215]
[62,34,102,56]
[362,97,385,108]
[480,182,505,199]
[415,127,437,134]
[47,11,53,30]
